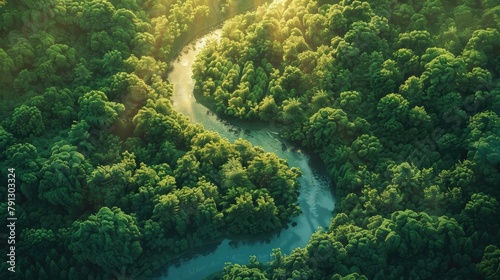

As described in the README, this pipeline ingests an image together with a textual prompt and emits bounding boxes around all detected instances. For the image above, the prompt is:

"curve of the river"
[162,29,335,279]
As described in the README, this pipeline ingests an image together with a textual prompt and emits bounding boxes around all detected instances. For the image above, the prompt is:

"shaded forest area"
[0,0,305,279]
[191,0,500,279]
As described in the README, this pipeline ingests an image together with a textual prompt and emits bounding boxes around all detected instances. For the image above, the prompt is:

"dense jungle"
[0,0,499,279]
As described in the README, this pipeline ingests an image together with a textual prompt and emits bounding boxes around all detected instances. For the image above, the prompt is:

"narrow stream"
[162,29,335,279]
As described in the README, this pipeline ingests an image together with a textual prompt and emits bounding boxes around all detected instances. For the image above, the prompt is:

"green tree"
[42,44,77,72]
[392,3,415,27]
[195,197,224,240]
[376,210,472,278]
[87,152,136,208]
[0,48,14,87]
[377,93,409,133]
[397,30,432,55]
[257,95,279,122]
[327,4,347,35]
[0,125,14,159]
[132,32,156,57]
[342,0,374,25]
[461,193,499,234]
[463,111,500,183]
[5,36,35,72]
[222,263,267,280]
[281,97,304,124]
[78,90,125,128]
[399,76,424,106]
[39,145,92,208]
[126,163,176,220]
[30,87,76,128]
[477,245,500,280]
[12,68,37,94]
[90,31,115,55]
[191,131,238,171]
[385,162,434,208]
[69,207,142,272]
[420,49,466,96]
[78,0,116,31]
[20,228,57,255]
[10,105,45,137]
[420,0,446,27]
[220,158,254,190]
[337,90,363,115]
[174,152,201,187]
[393,48,420,78]
[305,107,352,148]
[344,21,384,53]
[133,105,186,145]
[224,191,281,234]
[351,134,382,163]
[305,231,347,269]
[283,35,310,63]
[3,143,41,200]
[100,50,124,75]
[462,28,500,70]
[151,192,182,234]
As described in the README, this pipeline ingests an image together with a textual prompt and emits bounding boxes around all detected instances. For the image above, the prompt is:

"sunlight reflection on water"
[163,27,335,280]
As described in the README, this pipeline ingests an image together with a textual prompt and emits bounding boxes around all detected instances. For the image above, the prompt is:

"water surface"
[164,29,335,279]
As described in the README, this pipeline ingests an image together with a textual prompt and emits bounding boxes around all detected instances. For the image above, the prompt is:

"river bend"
[163,29,335,279]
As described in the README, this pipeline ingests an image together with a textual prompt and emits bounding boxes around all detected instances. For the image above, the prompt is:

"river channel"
[162,29,335,279]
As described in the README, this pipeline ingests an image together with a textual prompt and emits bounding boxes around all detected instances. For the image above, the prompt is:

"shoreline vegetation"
[167,0,272,63]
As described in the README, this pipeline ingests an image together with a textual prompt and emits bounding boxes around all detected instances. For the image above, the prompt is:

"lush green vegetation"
[1,0,499,279]
[192,0,500,279]
[0,0,305,279]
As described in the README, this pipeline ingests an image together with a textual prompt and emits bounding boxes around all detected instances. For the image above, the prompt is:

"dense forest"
[0,0,499,279]
[0,0,303,279]
[192,0,500,279]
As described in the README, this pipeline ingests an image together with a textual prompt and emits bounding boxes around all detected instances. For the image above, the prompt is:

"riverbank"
[161,23,335,279]
[167,0,272,63]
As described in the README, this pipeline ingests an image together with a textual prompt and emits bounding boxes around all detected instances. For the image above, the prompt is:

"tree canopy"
[1,0,499,279]
[194,0,500,278]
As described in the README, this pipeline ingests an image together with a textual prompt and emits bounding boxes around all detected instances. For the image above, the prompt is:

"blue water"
[163,29,335,279]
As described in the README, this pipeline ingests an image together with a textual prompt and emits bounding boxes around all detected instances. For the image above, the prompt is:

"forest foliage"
[190,0,500,279]
[0,0,302,279]
[1,0,499,279]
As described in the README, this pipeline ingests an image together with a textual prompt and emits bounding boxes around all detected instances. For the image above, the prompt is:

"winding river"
[162,29,335,279]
